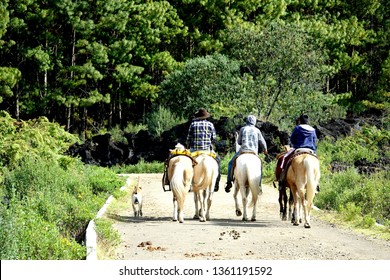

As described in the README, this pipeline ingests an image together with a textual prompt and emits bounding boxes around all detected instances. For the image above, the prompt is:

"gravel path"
[107,174,390,260]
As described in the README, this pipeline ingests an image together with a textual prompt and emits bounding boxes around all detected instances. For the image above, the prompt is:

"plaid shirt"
[187,119,216,151]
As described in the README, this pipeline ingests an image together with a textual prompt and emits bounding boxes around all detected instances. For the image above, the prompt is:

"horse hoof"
[179,220,184,224]
[193,215,199,220]
[304,223,311,228]
[242,218,248,221]
[293,222,299,226]
[236,210,242,216]
[251,218,256,222]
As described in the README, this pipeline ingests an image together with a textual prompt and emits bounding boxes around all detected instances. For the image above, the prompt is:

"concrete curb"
[86,175,132,260]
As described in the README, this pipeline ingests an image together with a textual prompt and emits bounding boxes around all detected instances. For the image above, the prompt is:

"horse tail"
[248,158,262,208]
[304,157,319,197]
[193,155,218,191]
[171,162,188,209]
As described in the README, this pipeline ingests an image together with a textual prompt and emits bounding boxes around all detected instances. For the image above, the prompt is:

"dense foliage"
[316,126,390,227]
[0,112,124,259]
[0,0,389,133]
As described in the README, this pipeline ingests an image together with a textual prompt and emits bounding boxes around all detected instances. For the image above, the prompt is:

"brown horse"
[275,147,294,221]
[286,152,320,228]
[167,155,194,223]
[192,153,219,222]
[278,182,294,221]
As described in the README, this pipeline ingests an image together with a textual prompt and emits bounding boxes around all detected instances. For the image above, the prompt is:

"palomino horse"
[167,155,194,223]
[192,153,219,222]
[286,151,320,228]
[233,153,262,221]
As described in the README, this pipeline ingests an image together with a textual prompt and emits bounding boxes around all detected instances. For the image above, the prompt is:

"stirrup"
[162,174,171,192]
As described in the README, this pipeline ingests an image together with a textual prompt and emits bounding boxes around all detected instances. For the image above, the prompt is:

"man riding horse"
[187,108,220,222]
[276,114,319,192]
[225,115,268,193]
[186,108,221,191]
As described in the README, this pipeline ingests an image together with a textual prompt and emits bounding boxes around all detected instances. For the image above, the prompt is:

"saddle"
[190,150,217,160]
[230,151,259,182]
[162,148,209,191]
[275,149,318,185]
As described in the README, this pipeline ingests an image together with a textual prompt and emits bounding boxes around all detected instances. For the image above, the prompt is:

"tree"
[160,53,244,119]
[222,22,338,126]
[284,0,389,113]
[0,0,21,113]
[0,0,187,132]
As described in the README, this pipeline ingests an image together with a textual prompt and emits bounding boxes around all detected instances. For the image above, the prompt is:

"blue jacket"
[290,124,317,152]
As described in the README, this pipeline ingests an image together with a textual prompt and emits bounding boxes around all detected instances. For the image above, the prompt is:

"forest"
[0,0,389,134]
[0,0,389,260]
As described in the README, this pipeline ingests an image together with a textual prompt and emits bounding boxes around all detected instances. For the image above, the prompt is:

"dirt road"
[108,174,389,260]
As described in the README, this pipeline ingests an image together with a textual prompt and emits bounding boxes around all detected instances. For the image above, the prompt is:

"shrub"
[84,165,124,195]
[340,202,362,221]
[316,169,389,226]
[0,111,78,168]
[0,200,85,260]
[146,105,186,137]
[0,112,125,259]
[95,218,121,249]
[112,159,164,174]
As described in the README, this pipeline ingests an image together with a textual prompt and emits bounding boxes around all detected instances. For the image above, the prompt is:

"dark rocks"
[66,111,388,170]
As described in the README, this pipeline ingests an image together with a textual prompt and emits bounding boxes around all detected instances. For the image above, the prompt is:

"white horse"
[233,153,262,221]
[192,153,219,222]
[286,152,320,228]
[167,155,194,223]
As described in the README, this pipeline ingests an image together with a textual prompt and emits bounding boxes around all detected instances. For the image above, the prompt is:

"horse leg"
[302,198,310,228]
[198,190,207,222]
[304,185,315,228]
[291,188,300,226]
[193,192,199,220]
[233,182,242,216]
[251,202,257,221]
[240,187,249,221]
[283,190,288,220]
[251,188,258,222]
[205,189,213,221]
[288,188,294,221]
[178,208,184,223]
[278,189,283,219]
[279,187,288,221]
[297,188,306,225]
[172,196,178,221]
[178,196,186,224]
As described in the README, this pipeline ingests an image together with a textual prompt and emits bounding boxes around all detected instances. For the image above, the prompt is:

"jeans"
[227,152,239,183]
